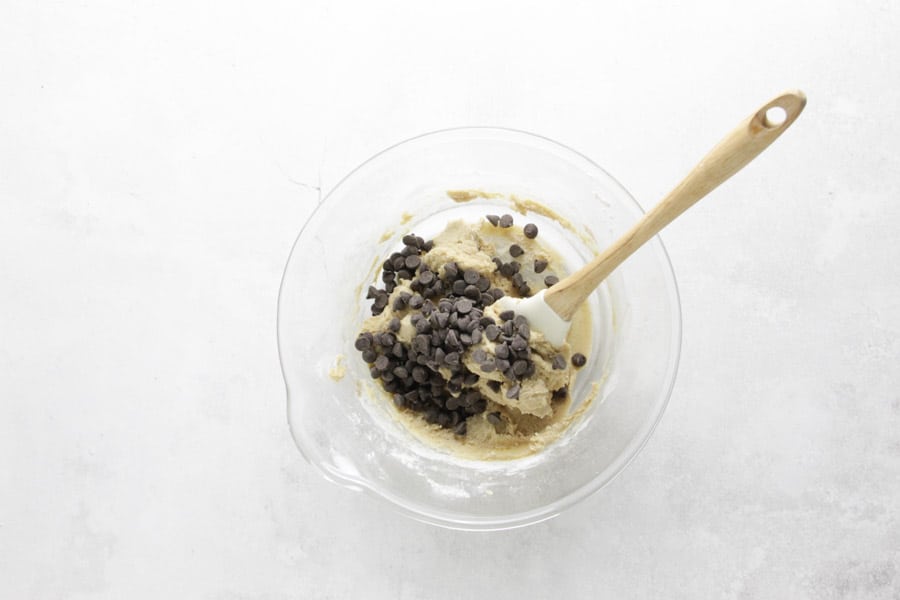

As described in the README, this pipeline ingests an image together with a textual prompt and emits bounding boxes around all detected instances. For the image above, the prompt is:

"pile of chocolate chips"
[355,215,573,435]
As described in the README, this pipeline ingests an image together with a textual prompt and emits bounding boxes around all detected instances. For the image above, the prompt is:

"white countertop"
[2,1,898,598]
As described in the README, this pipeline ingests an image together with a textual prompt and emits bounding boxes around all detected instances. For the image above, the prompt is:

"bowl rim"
[276,125,682,530]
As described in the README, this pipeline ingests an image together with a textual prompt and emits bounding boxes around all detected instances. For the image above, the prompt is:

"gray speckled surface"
[1,1,898,598]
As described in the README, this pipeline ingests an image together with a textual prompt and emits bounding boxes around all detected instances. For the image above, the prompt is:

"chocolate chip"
[366,286,379,299]
[518,323,530,339]
[391,255,406,270]
[404,255,420,270]
[511,273,524,287]
[445,352,460,366]
[499,262,515,277]
[512,360,529,376]
[498,214,514,228]
[506,384,520,399]
[495,344,509,359]
[552,355,566,370]
[490,288,505,300]
[374,355,390,371]
[487,380,501,392]
[464,285,480,300]
[510,336,528,352]
[370,366,381,379]
[487,412,503,426]
[373,294,388,309]
[463,269,479,285]
[533,258,548,273]
[361,349,377,363]
[354,334,372,351]
[476,276,490,292]
[424,240,434,251]
[418,270,435,285]
[481,293,495,306]
[513,315,527,328]
[409,294,424,309]
[391,342,404,358]
[388,318,401,332]
[410,367,427,383]
[509,244,524,257]
[491,257,503,270]
[471,329,482,344]
[392,366,409,379]
[544,275,559,287]
[454,421,467,435]
[523,223,538,239]
[485,324,500,341]
[571,353,587,368]
[415,318,431,334]
[486,214,500,226]
[414,334,430,353]
[501,321,515,336]
[499,310,514,321]
[495,359,510,373]
[433,347,446,365]
[444,262,459,280]
[402,234,417,247]
[445,329,460,348]
[378,332,396,347]
[456,298,473,314]
[472,348,487,363]
[552,387,568,401]
[464,372,479,386]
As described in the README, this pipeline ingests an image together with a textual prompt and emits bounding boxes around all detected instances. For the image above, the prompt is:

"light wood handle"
[545,90,807,320]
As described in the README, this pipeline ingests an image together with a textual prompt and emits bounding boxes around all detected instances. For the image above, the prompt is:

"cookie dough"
[355,214,591,458]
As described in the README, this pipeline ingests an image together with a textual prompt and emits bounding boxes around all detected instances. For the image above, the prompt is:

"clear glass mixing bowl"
[277,127,681,530]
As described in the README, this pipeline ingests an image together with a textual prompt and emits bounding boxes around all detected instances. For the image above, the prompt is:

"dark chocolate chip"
[518,284,531,297]
[506,384,520,399]
[452,280,467,295]
[374,355,390,371]
[463,269,479,285]
[499,310,514,321]
[533,258,548,273]
[366,286,379,299]
[388,318,401,332]
[512,360,529,376]
[486,214,500,226]
[445,329,460,348]
[523,223,538,239]
[464,372,479,386]
[518,323,530,340]
[487,412,503,426]
[513,315,527,328]
[409,294,424,309]
[445,352,460,366]
[495,343,510,359]
[485,324,501,341]
[476,276,490,292]
[418,270,435,285]
[544,275,559,287]
[455,298,473,314]
[454,421,467,435]
[499,262,515,277]
[464,285,481,300]
[354,334,372,351]
[444,262,459,280]
[498,214,514,228]
[510,336,528,352]
[552,355,566,370]
[481,359,496,373]
[487,380,501,392]
[414,334,430,353]
[509,244,524,257]
[361,349,377,363]
[490,288,505,300]
[391,342,404,358]
[571,353,587,368]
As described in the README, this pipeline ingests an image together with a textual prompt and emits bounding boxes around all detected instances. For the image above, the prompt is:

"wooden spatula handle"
[545,90,807,320]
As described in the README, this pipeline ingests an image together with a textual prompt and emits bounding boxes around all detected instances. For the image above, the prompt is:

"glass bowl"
[277,127,681,530]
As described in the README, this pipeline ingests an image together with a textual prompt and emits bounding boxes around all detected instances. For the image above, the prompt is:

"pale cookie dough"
[356,215,591,459]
